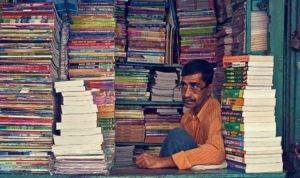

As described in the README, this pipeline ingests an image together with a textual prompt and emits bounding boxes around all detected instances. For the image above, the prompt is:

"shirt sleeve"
[171,105,225,169]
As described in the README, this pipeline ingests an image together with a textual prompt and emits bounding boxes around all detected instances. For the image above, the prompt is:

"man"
[136,60,225,169]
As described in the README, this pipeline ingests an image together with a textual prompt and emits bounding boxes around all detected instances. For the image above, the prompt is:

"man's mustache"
[183,97,195,103]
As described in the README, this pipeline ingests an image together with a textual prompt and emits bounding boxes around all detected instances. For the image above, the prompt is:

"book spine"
[222,98,244,106]
[223,129,244,138]
[223,56,249,63]
[226,150,244,158]
[224,138,244,147]
[221,109,243,117]
[222,89,244,98]
[226,154,245,163]
[222,116,243,123]
[226,160,246,172]
[223,122,244,132]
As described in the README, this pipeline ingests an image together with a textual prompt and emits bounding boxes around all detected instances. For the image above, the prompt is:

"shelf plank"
[116,100,183,106]
[116,62,183,68]
[116,142,162,146]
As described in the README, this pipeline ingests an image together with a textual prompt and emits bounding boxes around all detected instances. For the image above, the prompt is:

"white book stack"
[222,55,283,173]
[52,80,109,175]
[151,71,179,102]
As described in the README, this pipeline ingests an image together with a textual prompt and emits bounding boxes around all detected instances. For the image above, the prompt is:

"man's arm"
[136,103,225,169]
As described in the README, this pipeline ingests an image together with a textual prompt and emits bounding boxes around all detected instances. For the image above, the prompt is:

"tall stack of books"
[67,0,116,160]
[150,71,179,102]
[115,0,128,62]
[0,2,55,173]
[126,0,167,64]
[68,1,116,81]
[144,106,181,143]
[222,55,283,173]
[215,0,246,58]
[53,80,110,175]
[176,0,218,64]
[115,106,145,143]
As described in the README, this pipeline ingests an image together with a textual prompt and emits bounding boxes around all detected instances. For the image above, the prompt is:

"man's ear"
[204,84,213,97]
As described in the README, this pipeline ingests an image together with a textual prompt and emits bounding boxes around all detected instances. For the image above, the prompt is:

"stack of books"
[85,80,116,157]
[127,0,167,64]
[176,0,218,64]
[115,146,135,166]
[216,0,246,58]
[115,65,150,102]
[222,55,283,173]
[251,11,269,52]
[0,2,54,173]
[68,0,116,80]
[115,65,149,143]
[53,80,110,175]
[115,0,128,62]
[144,106,181,143]
[150,71,179,102]
[67,0,117,159]
[115,106,145,143]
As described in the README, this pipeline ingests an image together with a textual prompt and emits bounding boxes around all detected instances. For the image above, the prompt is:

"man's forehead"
[182,73,203,82]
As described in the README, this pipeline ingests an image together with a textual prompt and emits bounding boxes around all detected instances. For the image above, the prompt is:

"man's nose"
[183,86,193,97]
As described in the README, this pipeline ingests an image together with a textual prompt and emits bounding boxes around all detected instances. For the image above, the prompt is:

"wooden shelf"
[116,142,162,146]
[116,62,183,68]
[116,100,183,106]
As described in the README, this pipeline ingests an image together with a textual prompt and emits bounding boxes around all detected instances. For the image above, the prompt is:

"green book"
[0,125,52,131]
[223,122,244,132]
[222,89,244,98]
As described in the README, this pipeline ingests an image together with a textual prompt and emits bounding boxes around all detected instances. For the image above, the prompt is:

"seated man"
[136,60,225,170]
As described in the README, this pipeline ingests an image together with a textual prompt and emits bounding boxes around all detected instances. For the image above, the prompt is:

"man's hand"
[136,153,176,169]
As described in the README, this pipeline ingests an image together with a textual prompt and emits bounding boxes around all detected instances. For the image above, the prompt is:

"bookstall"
[0,0,294,177]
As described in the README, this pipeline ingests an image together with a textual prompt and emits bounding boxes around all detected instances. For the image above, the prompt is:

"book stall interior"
[1,0,299,177]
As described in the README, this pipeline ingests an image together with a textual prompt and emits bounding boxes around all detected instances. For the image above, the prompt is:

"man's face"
[181,73,207,109]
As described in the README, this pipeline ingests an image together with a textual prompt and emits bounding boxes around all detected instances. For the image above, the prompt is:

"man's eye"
[181,84,187,88]
[191,84,200,89]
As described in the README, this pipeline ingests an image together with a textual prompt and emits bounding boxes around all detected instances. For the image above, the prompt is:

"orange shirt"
[171,97,225,169]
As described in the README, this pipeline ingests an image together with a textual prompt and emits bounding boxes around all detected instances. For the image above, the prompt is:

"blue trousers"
[159,128,198,157]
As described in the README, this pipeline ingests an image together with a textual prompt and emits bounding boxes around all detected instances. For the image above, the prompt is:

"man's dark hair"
[181,60,214,86]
